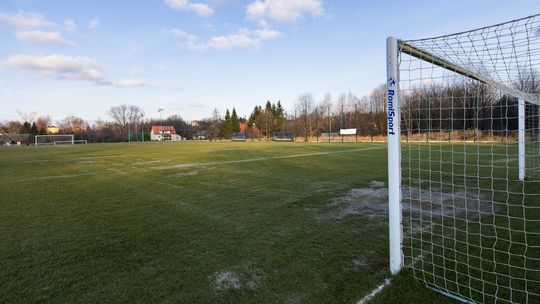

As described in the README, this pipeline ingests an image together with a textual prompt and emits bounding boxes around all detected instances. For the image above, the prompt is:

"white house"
[151,126,183,141]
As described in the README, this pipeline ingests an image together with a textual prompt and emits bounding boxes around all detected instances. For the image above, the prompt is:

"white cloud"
[111,79,148,88]
[254,28,281,40]
[206,31,258,50]
[129,66,142,76]
[174,27,282,51]
[159,60,171,71]
[246,0,323,24]
[15,30,78,47]
[64,19,77,32]
[164,0,214,17]
[1,54,152,88]
[88,18,101,29]
[1,54,104,82]
[189,3,214,17]
[168,28,198,40]
[0,10,55,29]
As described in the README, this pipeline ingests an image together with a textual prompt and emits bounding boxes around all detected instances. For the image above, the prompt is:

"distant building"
[151,126,183,141]
[46,125,60,134]
[0,134,30,146]
[191,120,200,128]
[239,121,261,139]
[239,122,248,134]
[192,131,207,140]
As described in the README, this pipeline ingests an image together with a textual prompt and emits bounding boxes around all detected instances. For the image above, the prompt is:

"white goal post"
[35,135,74,146]
[387,14,540,303]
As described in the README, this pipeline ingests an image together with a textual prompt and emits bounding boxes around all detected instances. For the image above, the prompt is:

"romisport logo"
[387,78,396,135]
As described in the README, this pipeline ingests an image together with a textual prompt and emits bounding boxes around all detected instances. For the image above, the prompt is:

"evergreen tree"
[230,108,240,133]
[30,122,38,136]
[275,101,286,131]
[248,106,262,128]
[20,122,31,134]
[219,109,232,139]
[263,101,273,139]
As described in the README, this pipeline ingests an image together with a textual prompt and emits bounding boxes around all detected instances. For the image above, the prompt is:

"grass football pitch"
[0,141,487,303]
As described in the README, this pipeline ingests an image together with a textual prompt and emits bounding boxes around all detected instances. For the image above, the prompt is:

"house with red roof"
[150,126,184,141]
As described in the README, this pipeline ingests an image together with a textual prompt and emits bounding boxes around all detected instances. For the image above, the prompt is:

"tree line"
[3,73,537,144]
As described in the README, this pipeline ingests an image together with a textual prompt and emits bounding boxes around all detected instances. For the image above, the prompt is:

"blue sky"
[0,0,537,122]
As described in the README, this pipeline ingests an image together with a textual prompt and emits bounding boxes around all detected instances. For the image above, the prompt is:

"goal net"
[35,135,74,146]
[387,14,540,303]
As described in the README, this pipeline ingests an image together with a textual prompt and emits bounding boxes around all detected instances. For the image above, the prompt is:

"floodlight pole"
[316,108,319,142]
[140,114,144,142]
[158,108,164,141]
[387,36,403,275]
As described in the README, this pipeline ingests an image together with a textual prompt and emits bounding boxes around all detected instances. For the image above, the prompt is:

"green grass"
[0,141,518,303]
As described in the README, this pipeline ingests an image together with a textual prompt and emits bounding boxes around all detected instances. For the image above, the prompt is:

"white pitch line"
[150,146,385,170]
[356,279,392,304]
[355,254,426,303]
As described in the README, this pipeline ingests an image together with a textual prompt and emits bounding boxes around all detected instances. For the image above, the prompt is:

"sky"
[0,0,538,123]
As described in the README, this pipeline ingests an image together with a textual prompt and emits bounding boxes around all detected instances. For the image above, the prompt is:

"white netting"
[35,135,74,145]
[397,14,540,303]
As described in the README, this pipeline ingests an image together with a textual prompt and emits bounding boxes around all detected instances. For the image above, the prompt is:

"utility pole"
[140,114,144,142]
[370,98,374,143]
[355,103,358,142]
[328,105,331,142]
[294,110,297,142]
[158,108,164,141]
[316,108,319,142]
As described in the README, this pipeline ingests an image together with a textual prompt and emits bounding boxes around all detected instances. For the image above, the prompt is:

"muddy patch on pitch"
[168,171,198,177]
[151,163,203,170]
[134,159,171,165]
[210,271,241,290]
[21,172,97,181]
[106,168,128,175]
[76,160,104,164]
[209,266,263,291]
[331,181,497,220]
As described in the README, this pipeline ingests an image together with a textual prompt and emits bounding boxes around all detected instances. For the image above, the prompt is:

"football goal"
[35,135,75,146]
[387,14,540,303]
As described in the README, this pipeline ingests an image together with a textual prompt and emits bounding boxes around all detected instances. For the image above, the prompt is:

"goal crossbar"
[398,40,539,105]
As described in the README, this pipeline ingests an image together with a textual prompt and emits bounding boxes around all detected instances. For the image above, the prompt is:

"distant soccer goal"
[387,14,540,303]
[54,140,87,145]
[35,135,74,146]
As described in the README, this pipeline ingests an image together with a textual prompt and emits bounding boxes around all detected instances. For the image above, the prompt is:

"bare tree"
[514,68,540,93]
[370,84,387,136]
[296,93,315,141]
[35,115,52,131]
[59,115,87,133]
[17,110,36,124]
[210,108,221,139]
[108,105,144,139]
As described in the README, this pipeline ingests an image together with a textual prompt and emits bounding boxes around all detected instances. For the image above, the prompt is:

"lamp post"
[158,108,164,141]
[140,114,144,142]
